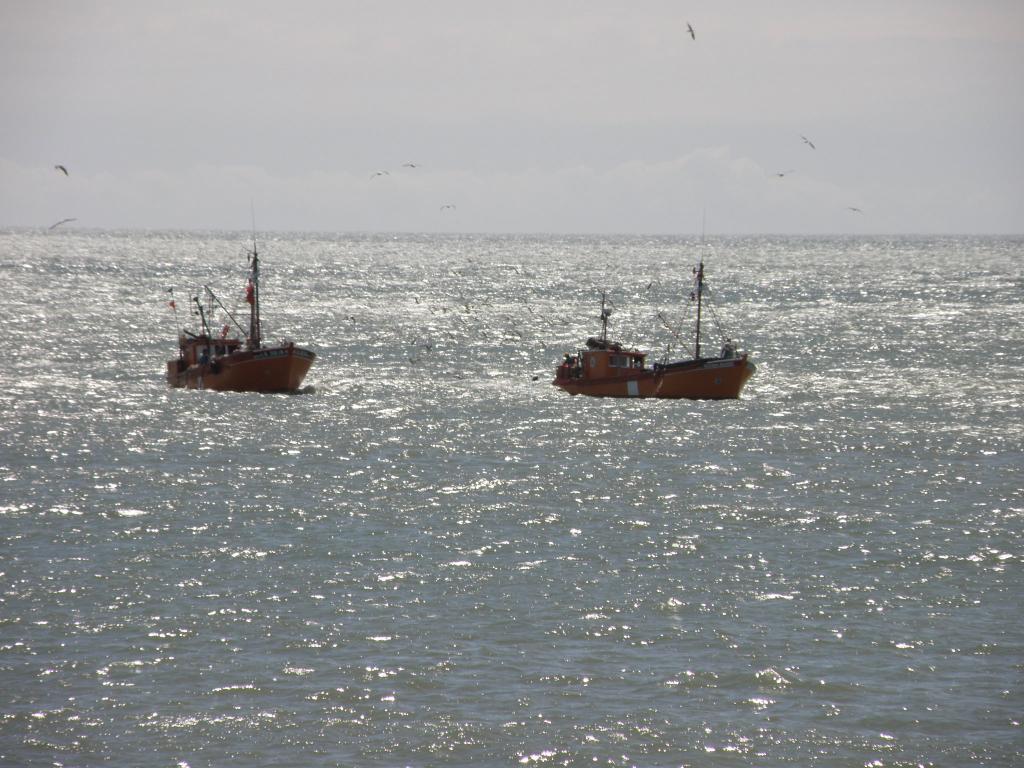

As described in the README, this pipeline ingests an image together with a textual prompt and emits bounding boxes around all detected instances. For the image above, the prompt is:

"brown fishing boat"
[553,252,754,399]
[166,237,315,392]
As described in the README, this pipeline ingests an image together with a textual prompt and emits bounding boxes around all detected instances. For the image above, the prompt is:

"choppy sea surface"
[0,230,1021,767]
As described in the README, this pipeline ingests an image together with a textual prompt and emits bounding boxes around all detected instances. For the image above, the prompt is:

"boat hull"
[167,345,315,393]
[553,356,755,399]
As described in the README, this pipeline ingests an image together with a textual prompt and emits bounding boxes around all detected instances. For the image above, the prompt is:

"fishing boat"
[166,237,315,392]
[553,252,755,399]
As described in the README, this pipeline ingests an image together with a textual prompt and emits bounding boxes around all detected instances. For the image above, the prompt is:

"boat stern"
[166,358,186,387]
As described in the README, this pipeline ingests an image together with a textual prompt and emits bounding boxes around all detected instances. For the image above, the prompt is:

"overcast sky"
[1,1,1022,234]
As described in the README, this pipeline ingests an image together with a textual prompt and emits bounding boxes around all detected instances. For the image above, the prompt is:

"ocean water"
[0,230,1021,767]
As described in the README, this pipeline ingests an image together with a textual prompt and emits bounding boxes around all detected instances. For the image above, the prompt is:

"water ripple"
[0,231,1021,766]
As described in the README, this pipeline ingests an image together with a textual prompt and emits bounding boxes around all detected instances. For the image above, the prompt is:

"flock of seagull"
[362,19,866,224]
[370,162,457,212]
[46,18,864,232]
[47,159,459,229]
[769,133,865,215]
[48,165,76,229]
[682,22,864,217]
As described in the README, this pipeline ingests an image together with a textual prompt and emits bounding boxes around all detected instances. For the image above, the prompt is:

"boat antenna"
[250,199,258,257]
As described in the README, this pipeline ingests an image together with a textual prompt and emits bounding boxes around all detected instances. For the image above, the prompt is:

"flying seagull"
[402,162,419,168]
[847,206,864,213]
[440,204,456,211]
[48,217,76,230]
[370,170,389,179]
[773,169,795,178]
[686,22,695,40]
[800,135,816,150]
[54,164,69,176]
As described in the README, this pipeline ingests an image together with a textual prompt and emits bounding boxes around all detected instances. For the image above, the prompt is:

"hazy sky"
[2,1,1022,234]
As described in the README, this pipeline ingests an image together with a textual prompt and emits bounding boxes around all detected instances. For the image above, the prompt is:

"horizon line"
[3,224,1022,239]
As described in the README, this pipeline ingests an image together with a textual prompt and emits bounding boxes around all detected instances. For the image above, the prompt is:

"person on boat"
[199,348,211,366]
[721,339,736,359]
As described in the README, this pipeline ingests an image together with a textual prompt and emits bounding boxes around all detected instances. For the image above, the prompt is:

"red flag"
[245,279,255,305]
[168,299,176,310]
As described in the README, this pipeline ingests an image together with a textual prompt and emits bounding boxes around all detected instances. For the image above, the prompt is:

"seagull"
[686,22,695,40]
[773,170,795,178]
[48,217,76,230]
[847,206,864,213]
[440,204,456,211]
[402,162,419,168]
[370,170,389,179]
[800,135,816,150]
[54,164,69,176]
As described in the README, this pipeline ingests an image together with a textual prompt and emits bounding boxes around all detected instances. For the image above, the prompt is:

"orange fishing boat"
[166,237,315,392]
[553,253,755,399]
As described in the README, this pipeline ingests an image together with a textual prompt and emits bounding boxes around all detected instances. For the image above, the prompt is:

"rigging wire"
[203,285,249,339]
[653,269,736,362]
[701,284,730,343]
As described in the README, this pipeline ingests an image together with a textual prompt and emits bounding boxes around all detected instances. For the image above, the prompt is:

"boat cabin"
[177,333,243,367]
[556,337,647,383]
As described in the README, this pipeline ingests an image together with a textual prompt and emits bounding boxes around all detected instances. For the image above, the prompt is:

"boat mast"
[248,224,262,350]
[167,287,182,355]
[694,258,704,359]
[694,214,706,360]
[599,291,611,344]
[193,295,211,337]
